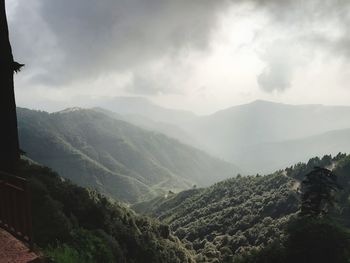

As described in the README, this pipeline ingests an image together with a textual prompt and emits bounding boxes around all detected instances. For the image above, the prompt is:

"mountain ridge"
[19,98,350,174]
[181,100,350,173]
[17,107,239,203]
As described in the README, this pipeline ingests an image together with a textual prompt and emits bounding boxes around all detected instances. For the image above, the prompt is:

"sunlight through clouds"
[7,0,350,114]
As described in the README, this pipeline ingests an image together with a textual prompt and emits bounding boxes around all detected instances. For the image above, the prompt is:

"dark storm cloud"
[8,0,231,85]
[7,0,350,94]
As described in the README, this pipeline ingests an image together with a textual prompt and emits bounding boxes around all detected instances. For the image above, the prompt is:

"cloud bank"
[6,0,350,110]
[9,0,230,85]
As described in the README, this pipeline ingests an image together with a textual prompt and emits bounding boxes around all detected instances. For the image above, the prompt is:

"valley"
[17,107,238,203]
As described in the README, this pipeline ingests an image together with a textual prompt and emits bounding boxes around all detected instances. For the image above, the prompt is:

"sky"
[6,0,350,114]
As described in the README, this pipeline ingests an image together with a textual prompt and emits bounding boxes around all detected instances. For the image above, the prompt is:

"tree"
[285,167,349,263]
[285,217,350,263]
[236,166,350,263]
[300,167,340,217]
[0,0,23,172]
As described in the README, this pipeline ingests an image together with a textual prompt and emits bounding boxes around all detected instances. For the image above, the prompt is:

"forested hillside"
[14,160,196,263]
[93,107,201,149]
[17,107,238,203]
[133,153,350,262]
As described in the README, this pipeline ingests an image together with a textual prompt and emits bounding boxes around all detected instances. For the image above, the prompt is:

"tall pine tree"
[300,167,340,217]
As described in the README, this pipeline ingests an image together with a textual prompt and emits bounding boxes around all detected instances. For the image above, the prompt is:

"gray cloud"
[256,40,305,93]
[7,0,350,95]
[126,56,192,95]
[127,73,173,95]
[257,60,292,93]
[9,0,230,85]
[248,0,350,92]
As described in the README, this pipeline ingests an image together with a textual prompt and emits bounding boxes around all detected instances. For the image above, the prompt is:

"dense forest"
[17,107,238,203]
[13,153,350,262]
[13,106,350,262]
[133,153,350,262]
[13,159,196,262]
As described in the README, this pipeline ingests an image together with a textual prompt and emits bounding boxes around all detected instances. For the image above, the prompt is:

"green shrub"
[45,244,83,263]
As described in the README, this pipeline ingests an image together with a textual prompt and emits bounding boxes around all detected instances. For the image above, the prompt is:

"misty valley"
[12,99,350,262]
[2,0,350,262]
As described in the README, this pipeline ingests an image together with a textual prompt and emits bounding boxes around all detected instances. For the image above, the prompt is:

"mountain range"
[182,100,350,173]
[14,98,350,262]
[16,98,350,203]
[91,96,197,125]
[93,98,350,174]
[17,107,238,203]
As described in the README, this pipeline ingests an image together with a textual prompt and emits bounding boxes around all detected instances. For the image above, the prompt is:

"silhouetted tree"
[285,217,350,263]
[0,0,23,172]
[236,166,350,263]
[300,167,340,217]
[285,167,349,263]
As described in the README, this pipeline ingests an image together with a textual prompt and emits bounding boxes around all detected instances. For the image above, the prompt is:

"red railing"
[0,171,33,247]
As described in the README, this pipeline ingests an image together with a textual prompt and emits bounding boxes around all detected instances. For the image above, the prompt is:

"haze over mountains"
[93,97,350,174]
[94,97,197,125]
[17,107,237,203]
[13,98,350,262]
[236,128,350,173]
[184,100,350,173]
[16,97,350,203]
[93,107,201,149]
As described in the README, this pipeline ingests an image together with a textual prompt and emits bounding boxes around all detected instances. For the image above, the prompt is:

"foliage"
[300,167,340,217]
[44,244,83,263]
[284,218,350,263]
[236,206,350,263]
[232,242,285,263]
[15,160,195,263]
[232,154,350,263]
[135,153,350,262]
[17,107,237,203]
[12,146,350,262]
[134,172,299,262]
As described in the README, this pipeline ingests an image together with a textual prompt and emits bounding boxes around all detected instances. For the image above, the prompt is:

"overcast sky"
[6,0,350,114]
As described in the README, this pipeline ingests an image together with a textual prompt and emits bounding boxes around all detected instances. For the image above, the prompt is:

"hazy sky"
[6,0,350,114]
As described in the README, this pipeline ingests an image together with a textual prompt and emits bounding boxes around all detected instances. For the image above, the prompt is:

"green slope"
[93,107,201,149]
[13,159,196,263]
[17,107,238,203]
[133,154,350,262]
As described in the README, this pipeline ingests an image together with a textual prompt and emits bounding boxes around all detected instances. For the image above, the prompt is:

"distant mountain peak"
[95,96,197,124]
[249,99,286,106]
[249,100,327,108]
[251,99,273,104]
[57,107,85,114]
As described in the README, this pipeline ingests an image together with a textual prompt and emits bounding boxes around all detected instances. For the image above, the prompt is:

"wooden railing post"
[0,171,33,248]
